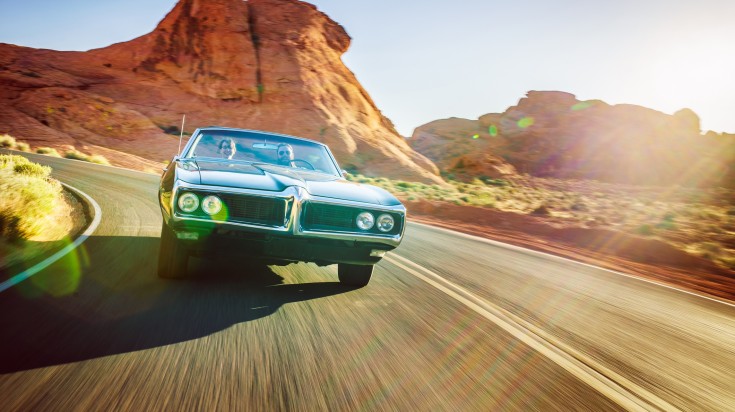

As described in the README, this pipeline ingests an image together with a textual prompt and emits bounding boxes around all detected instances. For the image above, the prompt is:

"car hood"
[190,160,396,206]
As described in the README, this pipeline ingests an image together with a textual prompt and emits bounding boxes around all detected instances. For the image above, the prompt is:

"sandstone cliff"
[410,91,735,187]
[0,0,441,182]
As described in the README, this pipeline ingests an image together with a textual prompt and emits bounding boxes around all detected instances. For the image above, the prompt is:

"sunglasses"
[278,150,292,156]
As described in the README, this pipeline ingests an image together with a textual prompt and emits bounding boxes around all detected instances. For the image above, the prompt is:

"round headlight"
[201,195,222,215]
[376,214,395,232]
[178,192,199,213]
[356,212,375,230]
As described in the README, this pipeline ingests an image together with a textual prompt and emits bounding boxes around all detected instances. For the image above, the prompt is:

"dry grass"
[36,147,62,157]
[64,149,111,165]
[347,173,735,270]
[0,155,72,242]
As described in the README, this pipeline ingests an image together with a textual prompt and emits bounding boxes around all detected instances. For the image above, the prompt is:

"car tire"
[158,221,189,279]
[338,263,373,287]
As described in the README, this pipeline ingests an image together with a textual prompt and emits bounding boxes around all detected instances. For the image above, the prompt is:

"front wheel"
[338,264,373,287]
[158,221,189,279]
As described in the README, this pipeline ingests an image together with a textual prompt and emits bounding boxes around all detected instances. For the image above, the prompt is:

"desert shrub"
[656,212,677,230]
[36,147,62,157]
[636,224,654,236]
[13,162,51,178]
[570,201,587,211]
[721,255,735,271]
[0,134,16,148]
[15,141,30,152]
[0,157,62,241]
[89,155,110,165]
[531,204,551,216]
[159,125,181,135]
[687,242,723,260]
[64,150,91,161]
[480,177,509,187]
[63,150,110,165]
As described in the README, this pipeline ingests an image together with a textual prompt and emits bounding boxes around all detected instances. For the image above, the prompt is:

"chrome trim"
[170,180,405,247]
[172,182,295,232]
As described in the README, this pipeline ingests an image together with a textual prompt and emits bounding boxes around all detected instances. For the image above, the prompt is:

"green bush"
[0,134,16,148]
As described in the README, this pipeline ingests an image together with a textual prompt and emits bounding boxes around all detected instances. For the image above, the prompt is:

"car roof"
[197,127,327,147]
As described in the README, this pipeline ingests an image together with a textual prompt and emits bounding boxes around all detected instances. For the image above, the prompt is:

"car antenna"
[177,114,186,155]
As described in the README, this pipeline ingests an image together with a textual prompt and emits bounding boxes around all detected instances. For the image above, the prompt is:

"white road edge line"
[0,182,102,293]
[385,253,679,412]
[408,220,735,308]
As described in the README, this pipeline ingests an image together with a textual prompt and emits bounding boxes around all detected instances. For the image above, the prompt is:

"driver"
[217,138,236,160]
[276,143,295,167]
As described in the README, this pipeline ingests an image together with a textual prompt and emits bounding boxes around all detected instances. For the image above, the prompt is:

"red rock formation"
[410,91,735,187]
[0,0,441,182]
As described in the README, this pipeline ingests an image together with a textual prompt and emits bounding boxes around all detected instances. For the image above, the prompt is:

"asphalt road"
[1,153,734,411]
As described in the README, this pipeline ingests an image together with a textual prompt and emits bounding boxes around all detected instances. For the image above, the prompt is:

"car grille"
[218,194,286,226]
[302,203,356,231]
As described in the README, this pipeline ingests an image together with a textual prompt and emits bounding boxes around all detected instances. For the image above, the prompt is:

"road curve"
[1,153,734,411]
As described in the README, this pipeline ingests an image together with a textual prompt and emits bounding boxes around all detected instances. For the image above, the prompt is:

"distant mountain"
[410,91,735,187]
[0,0,441,182]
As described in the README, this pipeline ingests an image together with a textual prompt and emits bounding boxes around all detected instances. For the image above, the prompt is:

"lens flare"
[517,117,534,129]
[571,101,595,111]
[20,236,87,297]
[488,125,498,136]
[211,203,230,222]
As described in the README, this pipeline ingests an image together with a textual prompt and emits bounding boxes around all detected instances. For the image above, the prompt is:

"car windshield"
[184,129,341,176]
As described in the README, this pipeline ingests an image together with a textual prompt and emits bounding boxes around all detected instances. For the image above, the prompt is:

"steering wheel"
[291,159,315,170]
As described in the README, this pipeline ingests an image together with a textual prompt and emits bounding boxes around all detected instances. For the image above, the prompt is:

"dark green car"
[158,127,406,286]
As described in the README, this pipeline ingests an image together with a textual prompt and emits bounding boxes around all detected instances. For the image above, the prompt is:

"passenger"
[218,138,236,160]
[276,143,295,167]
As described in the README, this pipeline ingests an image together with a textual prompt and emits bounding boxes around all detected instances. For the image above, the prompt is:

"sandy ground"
[405,199,735,302]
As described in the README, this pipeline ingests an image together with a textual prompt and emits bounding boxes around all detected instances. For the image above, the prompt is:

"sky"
[1,0,734,136]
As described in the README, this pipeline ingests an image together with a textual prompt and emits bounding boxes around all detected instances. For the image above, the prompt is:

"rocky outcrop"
[410,91,735,187]
[0,0,441,182]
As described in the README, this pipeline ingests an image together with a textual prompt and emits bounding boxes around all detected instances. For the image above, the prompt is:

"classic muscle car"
[158,127,406,286]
